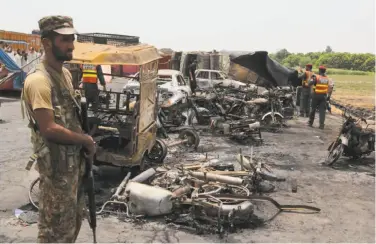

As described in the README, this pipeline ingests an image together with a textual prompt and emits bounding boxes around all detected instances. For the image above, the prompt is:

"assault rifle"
[80,97,97,243]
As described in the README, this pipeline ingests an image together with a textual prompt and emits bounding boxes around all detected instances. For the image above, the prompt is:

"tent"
[0,49,26,90]
[230,51,297,88]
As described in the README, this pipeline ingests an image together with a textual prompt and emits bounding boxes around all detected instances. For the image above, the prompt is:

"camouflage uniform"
[21,16,86,243]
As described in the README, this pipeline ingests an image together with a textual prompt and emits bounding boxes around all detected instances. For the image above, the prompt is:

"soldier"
[298,64,314,117]
[21,16,96,242]
[307,65,330,129]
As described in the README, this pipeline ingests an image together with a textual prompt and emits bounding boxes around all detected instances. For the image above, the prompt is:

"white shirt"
[14,54,22,68]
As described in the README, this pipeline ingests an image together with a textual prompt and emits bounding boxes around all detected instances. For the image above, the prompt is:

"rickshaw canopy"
[67,42,161,65]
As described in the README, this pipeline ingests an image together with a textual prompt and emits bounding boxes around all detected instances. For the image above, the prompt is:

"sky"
[1,0,375,54]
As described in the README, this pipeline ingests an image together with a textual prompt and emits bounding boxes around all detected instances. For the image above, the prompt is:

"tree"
[270,49,375,72]
[299,57,313,67]
[325,46,333,53]
[274,49,290,63]
[282,54,300,68]
[360,57,375,72]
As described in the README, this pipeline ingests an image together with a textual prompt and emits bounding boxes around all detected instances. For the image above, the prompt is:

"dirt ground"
[0,94,375,243]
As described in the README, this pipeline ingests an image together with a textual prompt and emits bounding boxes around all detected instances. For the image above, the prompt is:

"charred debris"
[88,52,320,238]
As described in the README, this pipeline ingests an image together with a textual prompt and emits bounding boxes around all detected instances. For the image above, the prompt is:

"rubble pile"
[96,152,319,237]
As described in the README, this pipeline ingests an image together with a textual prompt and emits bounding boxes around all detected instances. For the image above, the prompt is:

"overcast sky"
[2,0,375,53]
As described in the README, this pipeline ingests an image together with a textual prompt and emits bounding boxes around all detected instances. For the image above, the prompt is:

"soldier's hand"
[83,135,96,159]
[103,85,107,91]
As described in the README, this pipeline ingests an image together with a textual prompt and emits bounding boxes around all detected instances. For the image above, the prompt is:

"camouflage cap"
[38,15,77,35]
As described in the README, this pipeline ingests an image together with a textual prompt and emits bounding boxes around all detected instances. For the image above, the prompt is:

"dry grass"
[331,74,375,109]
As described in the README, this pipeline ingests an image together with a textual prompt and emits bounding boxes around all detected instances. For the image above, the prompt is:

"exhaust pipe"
[203,201,254,217]
[189,172,244,185]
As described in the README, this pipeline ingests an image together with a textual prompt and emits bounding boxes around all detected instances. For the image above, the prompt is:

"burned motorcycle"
[245,90,284,130]
[209,117,263,145]
[159,90,191,127]
[187,86,227,126]
[219,88,258,119]
[326,111,375,166]
[276,87,296,119]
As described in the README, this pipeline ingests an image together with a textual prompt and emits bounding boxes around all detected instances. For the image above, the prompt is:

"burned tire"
[326,143,344,166]
[144,139,168,163]
[261,114,283,132]
[262,114,283,126]
[29,177,40,210]
[178,129,200,150]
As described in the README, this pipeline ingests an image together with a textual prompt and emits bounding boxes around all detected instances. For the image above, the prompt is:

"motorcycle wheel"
[178,129,200,150]
[326,143,344,166]
[144,139,168,163]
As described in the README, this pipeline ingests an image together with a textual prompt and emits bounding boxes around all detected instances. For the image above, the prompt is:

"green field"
[313,68,373,76]
[331,74,375,109]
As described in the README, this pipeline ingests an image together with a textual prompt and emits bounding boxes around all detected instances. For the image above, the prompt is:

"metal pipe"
[166,139,189,148]
[131,168,156,183]
[239,148,244,170]
[171,186,192,198]
[112,172,132,202]
[208,171,249,176]
[189,172,244,185]
[98,126,119,132]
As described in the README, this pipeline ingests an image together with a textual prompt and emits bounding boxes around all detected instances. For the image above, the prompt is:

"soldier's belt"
[25,146,49,170]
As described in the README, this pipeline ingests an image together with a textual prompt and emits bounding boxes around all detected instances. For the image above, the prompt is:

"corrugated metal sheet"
[219,54,231,74]
[210,53,220,70]
[0,30,41,51]
[197,53,210,70]
[171,52,182,71]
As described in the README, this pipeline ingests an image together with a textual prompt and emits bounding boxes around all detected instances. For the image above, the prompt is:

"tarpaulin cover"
[0,49,26,89]
[68,42,161,65]
[230,51,296,88]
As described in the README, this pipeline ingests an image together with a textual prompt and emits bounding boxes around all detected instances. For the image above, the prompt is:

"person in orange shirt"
[307,65,330,129]
[79,63,106,111]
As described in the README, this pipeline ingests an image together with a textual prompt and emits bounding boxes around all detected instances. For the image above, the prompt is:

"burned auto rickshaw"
[69,42,167,169]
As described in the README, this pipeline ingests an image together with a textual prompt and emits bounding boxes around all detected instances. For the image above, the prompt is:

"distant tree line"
[269,46,375,72]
